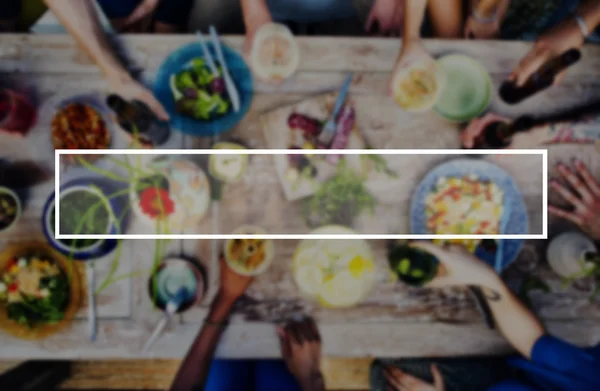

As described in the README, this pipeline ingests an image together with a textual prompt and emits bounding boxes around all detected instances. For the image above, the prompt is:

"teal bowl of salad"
[154,42,254,137]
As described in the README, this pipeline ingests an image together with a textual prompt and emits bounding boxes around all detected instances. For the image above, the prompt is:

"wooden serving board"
[260,92,366,201]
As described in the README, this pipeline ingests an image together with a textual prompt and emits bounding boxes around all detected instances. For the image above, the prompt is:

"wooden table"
[1,34,600,359]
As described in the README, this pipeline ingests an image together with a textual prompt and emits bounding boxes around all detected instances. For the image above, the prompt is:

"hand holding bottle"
[509,19,585,88]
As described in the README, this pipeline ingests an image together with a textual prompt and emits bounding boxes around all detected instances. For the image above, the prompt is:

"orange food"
[52,103,110,151]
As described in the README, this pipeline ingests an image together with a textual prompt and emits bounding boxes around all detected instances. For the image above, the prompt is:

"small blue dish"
[42,178,130,261]
[154,42,253,137]
[410,158,528,270]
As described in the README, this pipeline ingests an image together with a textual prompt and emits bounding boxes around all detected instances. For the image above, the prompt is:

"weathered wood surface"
[0,35,599,359]
[0,358,373,390]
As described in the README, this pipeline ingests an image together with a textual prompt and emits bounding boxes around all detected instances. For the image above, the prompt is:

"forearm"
[474,0,503,18]
[169,293,235,391]
[404,0,428,39]
[43,0,128,81]
[482,278,544,359]
[577,0,600,32]
[241,0,271,30]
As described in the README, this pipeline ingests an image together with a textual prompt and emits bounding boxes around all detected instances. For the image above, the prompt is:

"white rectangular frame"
[55,149,548,240]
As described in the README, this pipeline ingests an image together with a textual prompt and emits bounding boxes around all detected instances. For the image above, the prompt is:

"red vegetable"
[139,188,175,220]
[6,257,17,269]
[8,282,18,293]
[288,113,322,137]
[210,78,226,95]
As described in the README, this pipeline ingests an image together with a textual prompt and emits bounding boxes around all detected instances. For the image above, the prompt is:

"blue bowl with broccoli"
[154,42,253,137]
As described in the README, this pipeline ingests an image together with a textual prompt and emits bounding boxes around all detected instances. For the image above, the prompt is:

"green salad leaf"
[6,275,69,328]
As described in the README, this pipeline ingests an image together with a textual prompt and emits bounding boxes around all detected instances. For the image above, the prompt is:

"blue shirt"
[489,335,600,391]
[266,0,356,23]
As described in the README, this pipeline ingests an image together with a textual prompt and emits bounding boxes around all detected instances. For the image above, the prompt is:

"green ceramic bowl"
[434,54,492,123]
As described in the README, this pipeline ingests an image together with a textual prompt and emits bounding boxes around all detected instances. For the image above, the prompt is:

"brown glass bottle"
[499,48,581,105]
[474,116,535,149]
[106,95,170,146]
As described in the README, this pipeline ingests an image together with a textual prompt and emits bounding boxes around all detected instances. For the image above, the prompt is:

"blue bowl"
[410,158,528,270]
[42,178,130,261]
[154,42,253,137]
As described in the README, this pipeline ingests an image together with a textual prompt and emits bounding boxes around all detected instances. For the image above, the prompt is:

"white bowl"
[224,225,275,276]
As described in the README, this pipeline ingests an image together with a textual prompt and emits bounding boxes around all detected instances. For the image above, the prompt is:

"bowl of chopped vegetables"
[154,42,253,136]
[0,242,81,340]
[0,187,21,234]
[42,180,126,260]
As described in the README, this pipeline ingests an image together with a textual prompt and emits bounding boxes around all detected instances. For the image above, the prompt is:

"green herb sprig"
[302,159,377,228]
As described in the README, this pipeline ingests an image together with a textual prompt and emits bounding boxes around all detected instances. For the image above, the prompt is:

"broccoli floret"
[212,94,230,114]
[191,58,206,72]
[194,99,213,120]
[194,66,214,87]
[175,71,196,91]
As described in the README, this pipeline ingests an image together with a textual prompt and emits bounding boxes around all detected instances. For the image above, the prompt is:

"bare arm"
[168,293,236,391]
[482,280,545,359]
[43,0,169,119]
[403,0,428,39]
[412,242,545,360]
[578,0,600,32]
[510,0,600,87]
[169,258,253,391]
[43,0,127,81]
[241,0,273,56]
[473,0,505,18]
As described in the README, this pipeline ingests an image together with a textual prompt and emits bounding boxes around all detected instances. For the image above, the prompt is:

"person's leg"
[153,0,194,33]
[427,0,463,38]
[205,359,255,391]
[255,360,302,391]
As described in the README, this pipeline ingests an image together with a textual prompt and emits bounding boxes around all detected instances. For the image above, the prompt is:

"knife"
[86,263,97,342]
[318,73,353,146]
[195,31,219,77]
[209,26,240,113]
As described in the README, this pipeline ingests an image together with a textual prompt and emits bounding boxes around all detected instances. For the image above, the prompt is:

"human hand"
[384,364,445,391]
[277,318,324,391]
[122,0,160,29]
[409,241,502,290]
[107,74,169,121]
[509,19,585,87]
[549,159,600,241]
[462,113,511,148]
[218,256,254,303]
[388,39,433,96]
[243,11,273,60]
[366,0,404,36]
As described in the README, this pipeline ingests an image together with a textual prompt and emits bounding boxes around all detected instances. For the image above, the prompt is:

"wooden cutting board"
[260,92,366,201]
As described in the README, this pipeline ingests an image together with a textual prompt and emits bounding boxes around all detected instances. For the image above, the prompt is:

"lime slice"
[209,142,248,183]
[319,270,365,308]
[294,247,331,270]
[295,264,324,297]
